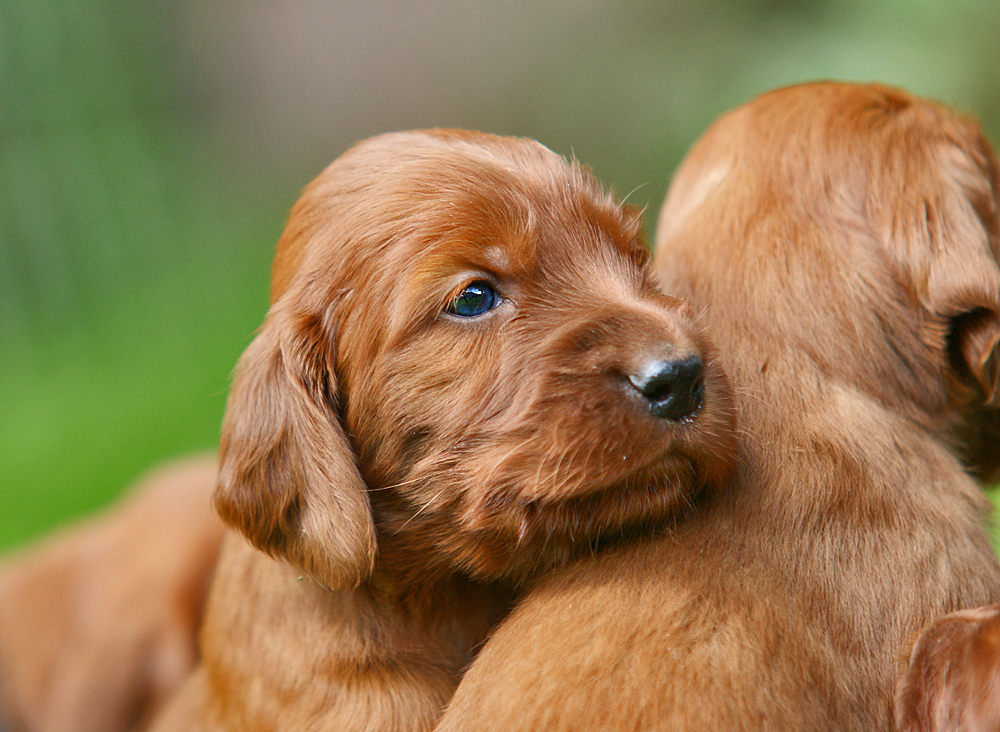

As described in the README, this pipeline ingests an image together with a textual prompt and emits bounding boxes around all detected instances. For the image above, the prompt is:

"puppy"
[435,83,1000,731]
[896,602,1000,731]
[150,130,736,731]
[0,455,223,732]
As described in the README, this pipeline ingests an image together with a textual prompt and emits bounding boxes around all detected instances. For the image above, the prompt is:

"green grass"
[0,170,277,547]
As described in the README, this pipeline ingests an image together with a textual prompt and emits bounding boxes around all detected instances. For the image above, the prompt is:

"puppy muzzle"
[627,354,705,421]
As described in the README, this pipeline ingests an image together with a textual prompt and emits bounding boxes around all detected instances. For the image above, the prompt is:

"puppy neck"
[199,534,514,726]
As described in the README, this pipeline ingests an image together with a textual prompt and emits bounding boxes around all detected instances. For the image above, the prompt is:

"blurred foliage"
[1,0,999,550]
[0,0,278,546]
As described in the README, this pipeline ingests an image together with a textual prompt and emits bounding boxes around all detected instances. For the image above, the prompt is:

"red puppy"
[0,456,224,732]
[435,83,1000,731]
[151,130,736,731]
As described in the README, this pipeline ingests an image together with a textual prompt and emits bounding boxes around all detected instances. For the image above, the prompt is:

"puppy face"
[216,130,736,589]
[657,82,1000,481]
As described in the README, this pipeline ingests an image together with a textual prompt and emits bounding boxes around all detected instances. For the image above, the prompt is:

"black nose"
[628,355,705,421]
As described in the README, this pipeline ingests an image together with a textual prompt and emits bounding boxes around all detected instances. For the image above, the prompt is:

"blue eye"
[447,281,499,318]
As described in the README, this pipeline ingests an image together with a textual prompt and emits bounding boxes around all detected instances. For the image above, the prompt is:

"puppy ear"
[951,309,1000,405]
[945,276,1000,484]
[920,129,1000,479]
[930,135,1000,406]
[215,302,376,589]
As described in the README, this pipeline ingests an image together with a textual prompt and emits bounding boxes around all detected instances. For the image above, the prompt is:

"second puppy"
[435,83,1000,731]
[151,130,736,731]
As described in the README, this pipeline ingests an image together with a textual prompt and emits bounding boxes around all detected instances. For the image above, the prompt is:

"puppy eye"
[447,281,499,318]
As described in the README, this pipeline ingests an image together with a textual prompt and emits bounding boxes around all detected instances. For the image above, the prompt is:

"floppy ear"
[214,300,376,589]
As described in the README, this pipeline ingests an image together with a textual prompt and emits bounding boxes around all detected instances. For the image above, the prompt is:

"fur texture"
[0,456,223,732]
[435,82,1000,731]
[150,130,737,731]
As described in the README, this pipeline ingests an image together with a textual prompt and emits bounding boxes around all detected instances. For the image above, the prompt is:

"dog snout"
[627,354,705,421]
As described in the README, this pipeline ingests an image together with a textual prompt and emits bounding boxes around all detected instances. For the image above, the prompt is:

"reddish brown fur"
[151,131,737,731]
[435,83,1000,731]
[896,603,1000,732]
[0,455,224,732]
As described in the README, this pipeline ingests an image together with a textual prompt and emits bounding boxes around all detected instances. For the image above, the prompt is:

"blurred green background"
[2,0,999,551]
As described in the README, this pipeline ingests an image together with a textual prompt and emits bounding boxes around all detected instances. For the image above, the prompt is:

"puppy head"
[656,82,1000,480]
[217,130,736,589]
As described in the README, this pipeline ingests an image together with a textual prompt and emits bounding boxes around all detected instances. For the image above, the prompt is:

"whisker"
[482,436,535,488]
[534,428,564,496]
[548,441,587,500]
[367,474,426,493]
[549,439,570,496]
[733,387,772,409]
[395,489,446,534]
[621,182,651,207]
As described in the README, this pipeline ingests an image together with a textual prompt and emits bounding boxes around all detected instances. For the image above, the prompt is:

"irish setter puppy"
[0,456,224,732]
[149,130,736,731]
[435,83,1000,731]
